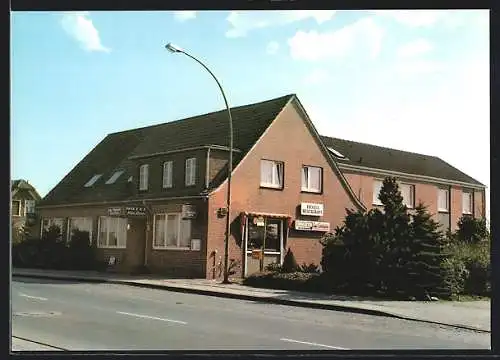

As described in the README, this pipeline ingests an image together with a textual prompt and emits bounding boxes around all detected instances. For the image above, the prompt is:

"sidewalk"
[12,268,491,333]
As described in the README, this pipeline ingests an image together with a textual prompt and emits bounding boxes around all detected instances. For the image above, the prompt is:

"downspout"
[205,146,212,189]
[142,200,154,268]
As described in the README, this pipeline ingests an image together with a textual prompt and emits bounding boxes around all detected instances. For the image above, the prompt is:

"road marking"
[116,311,187,325]
[280,338,349,350]
[19,293,48,301]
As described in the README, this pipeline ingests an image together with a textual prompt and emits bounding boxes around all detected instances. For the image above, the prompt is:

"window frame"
[163,161,173,189]
[105,170,125,185]
[67,217,93,244]
[41,217,65,237]
[372,179,384,206]
[84,174,103,187]
[260,159,285,190]
[301,165,323,193]
[12,200,21,216]
[97,216,127,249]
[24,199,36,215]
[139,164,149,191]
[438,188,450,213]
[153,213,192,250]
[400,183,415,209]
[462,191,473,215]
[185,158,197,187]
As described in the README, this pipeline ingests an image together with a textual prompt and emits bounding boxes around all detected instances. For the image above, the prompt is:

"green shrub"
[455,216,489,244]
[265,262,283,273]
[299,262,321,274]
[282,248,299,273]
[67,230,95,270]
[447,240,490,296]
[243,271,324,293]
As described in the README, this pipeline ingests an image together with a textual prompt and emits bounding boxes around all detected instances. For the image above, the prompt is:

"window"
[301,166,322,193]
[400,183,415,208]
[25,200,36,214]
[68,217,93,243]
[12,200,21,216]
[373,180,383,205]
[438,188,450,213]
[260,160,284,188]
[185,158,196,186]
[105,170,124,185]
[153,213,191,249]
[462,191,473,215]
[84,174,102,187]
[327,147,346,159]
[163,161,173,188]
[98,217,127,248]
[139,164,149,190]
[42,218,64,233]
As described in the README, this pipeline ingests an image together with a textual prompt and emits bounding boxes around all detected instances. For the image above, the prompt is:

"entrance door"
[245,216,284,276]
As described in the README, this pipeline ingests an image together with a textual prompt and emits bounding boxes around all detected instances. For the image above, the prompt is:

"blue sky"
[11,10,489,217]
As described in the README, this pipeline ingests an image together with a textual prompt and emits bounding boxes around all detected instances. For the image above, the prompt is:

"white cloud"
[397,38,433,58]
[60,12,110,53]
[372,10,451,27]
[173,11,196,22]
[288,17,384,61]
[302,69,330,85]
[266,41,280,55]
[225,10,336,38]
[395,60,442,76]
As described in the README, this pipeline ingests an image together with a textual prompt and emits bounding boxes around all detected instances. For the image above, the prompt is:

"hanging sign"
[182,205,197,219]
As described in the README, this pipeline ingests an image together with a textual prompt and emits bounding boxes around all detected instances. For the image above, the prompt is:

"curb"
[12,273,490,334]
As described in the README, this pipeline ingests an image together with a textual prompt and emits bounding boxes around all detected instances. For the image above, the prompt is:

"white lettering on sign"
[300,203,324,216]
[294,220,330,232]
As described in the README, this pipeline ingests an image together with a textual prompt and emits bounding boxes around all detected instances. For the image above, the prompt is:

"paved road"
[11,277,490,351]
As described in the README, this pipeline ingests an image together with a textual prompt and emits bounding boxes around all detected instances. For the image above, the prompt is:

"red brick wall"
[206,101,360,278]
[342,171,485,232]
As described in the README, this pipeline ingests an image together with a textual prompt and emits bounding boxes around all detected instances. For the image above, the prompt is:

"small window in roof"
[327,147,346,159]
[105,170,125,185]
[84,174,102,187]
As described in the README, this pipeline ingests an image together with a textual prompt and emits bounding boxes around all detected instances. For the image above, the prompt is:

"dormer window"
[105,170,125,185]
[139,164,149,191]
[84,174,102,187]
[185,158,196,186]
[327,147,347,160]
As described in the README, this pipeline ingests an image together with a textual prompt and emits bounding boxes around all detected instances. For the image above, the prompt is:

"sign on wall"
[294,220,330,232]
[108,206,147,217]
[108,207,125,217]
[182,205,198,219]
[125,206,147,217]
[300,202,324,216]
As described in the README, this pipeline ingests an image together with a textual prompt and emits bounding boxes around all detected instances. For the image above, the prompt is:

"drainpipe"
[205,146,212,189]
[142,200,154,268]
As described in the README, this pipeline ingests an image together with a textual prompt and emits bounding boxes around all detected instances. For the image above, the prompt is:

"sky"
[11,10,490,219]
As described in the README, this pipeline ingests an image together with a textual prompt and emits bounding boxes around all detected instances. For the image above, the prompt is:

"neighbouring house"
[11,179,42,241]
[36,94,486,278]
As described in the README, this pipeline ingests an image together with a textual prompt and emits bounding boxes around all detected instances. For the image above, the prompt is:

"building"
[11,179,42,240]
[36,94,486,278]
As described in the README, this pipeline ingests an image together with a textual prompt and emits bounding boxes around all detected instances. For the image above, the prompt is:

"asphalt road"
[11,277,490,351]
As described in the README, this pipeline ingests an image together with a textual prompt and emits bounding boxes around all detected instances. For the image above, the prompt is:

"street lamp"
[165,43,233,284]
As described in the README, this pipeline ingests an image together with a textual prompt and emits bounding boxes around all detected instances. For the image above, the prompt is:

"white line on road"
[19,293,48,301]
[117,311,187,325]
[280,338,349,350]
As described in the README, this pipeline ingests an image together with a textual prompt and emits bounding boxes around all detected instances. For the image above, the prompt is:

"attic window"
[84,174,102,187]
[105,170,125,185]
[327,147,346,159]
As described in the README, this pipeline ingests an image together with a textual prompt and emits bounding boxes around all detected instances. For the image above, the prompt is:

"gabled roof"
[11,179,42,201]
[320,136,485,187]
[40,94,294,206]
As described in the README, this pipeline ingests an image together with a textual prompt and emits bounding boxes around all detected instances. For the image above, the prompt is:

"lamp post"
[165,43,233,284]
